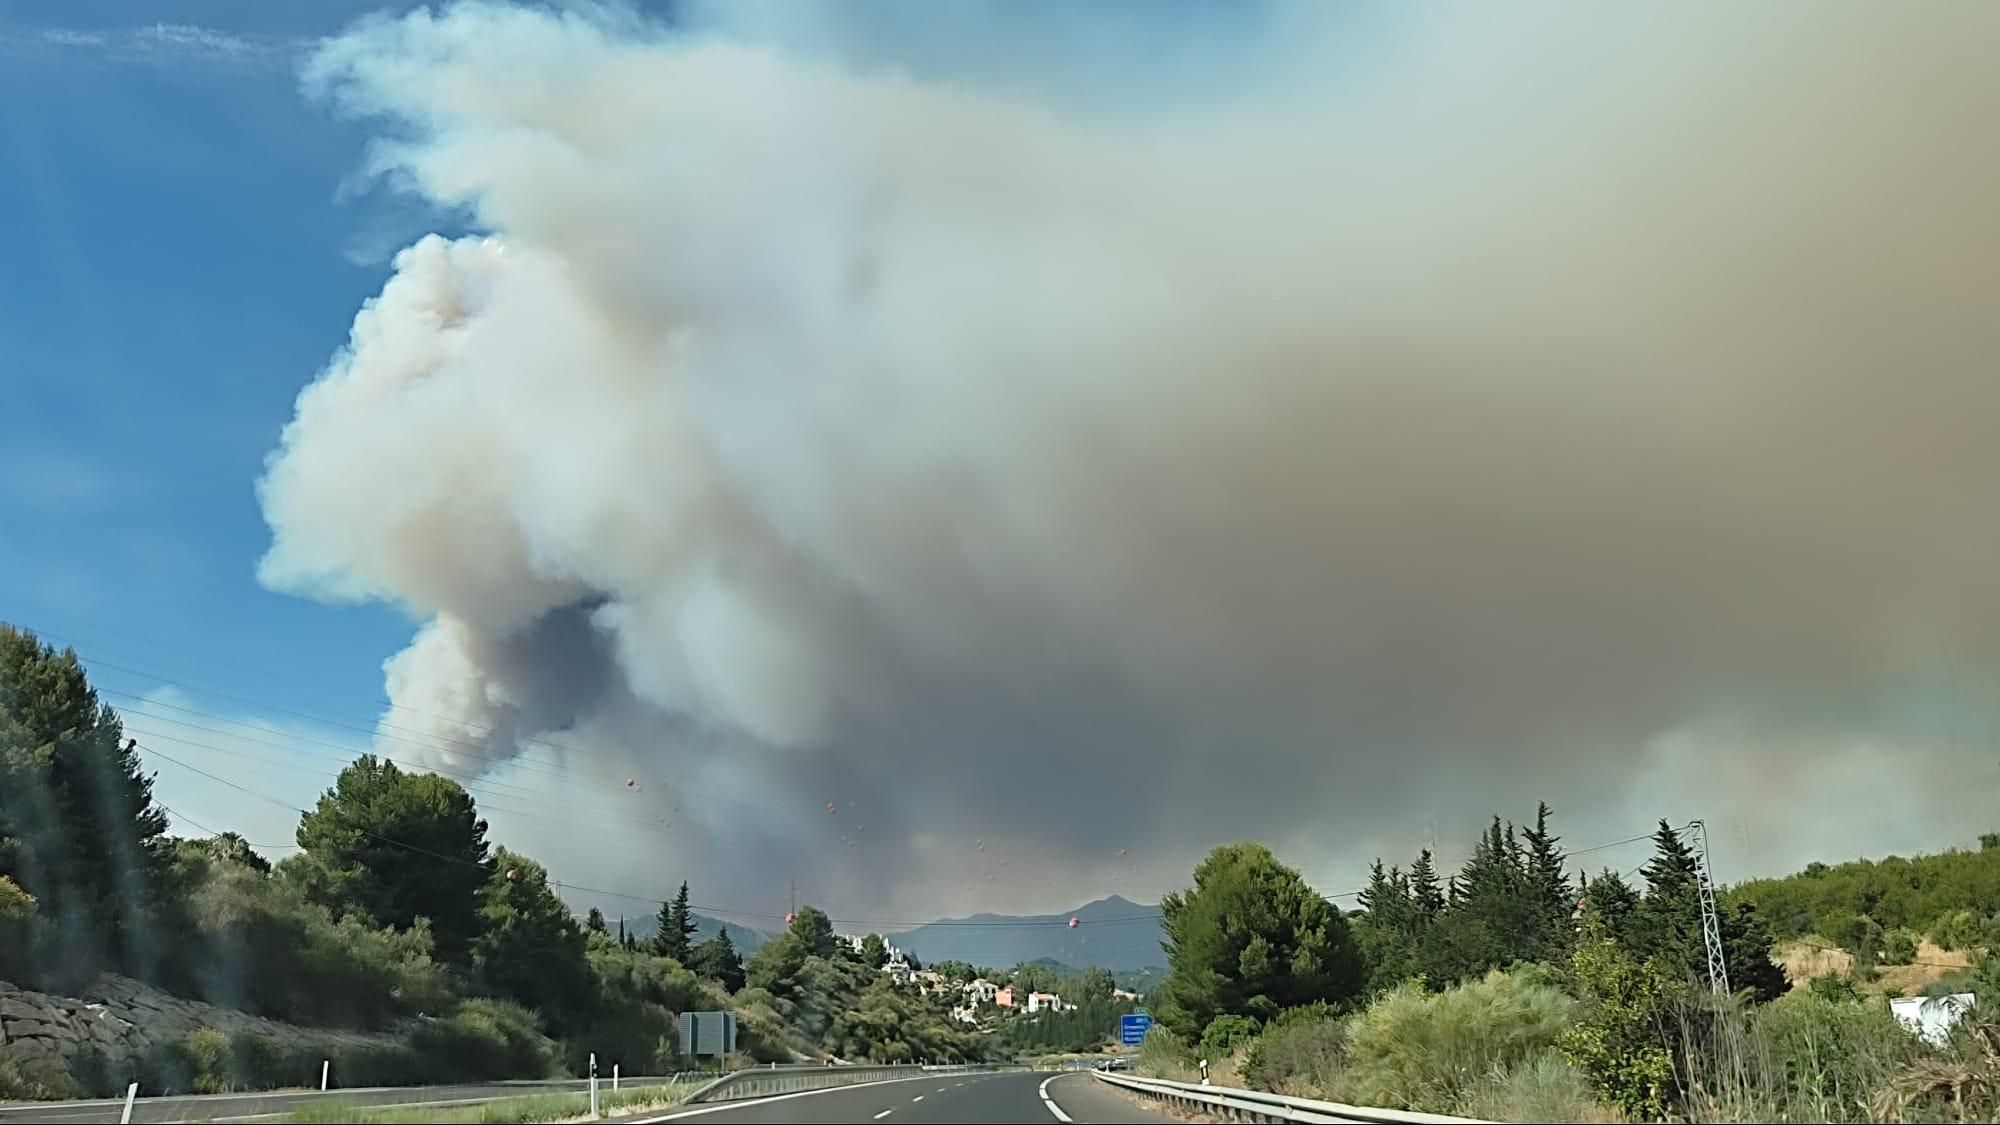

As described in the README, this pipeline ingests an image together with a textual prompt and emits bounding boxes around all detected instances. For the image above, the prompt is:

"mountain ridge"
[887,894,1166,971]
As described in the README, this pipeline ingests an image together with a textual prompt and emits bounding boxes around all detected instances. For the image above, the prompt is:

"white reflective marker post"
[613,1063,621,1091]
[321,1059,330,1091]
[589,1052,599,1117]
[119,1082,138,1124]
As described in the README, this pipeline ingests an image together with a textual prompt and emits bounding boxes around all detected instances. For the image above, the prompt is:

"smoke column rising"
[258,2,2000,913]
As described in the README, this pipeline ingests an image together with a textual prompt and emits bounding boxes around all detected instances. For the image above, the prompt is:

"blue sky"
[1,7,413,703]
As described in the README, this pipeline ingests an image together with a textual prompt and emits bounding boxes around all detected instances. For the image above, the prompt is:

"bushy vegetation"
[1335,970,1575,1113]
[739,907,990,1064]
[1729,834,2000,945]
[1137,808,2000,1123]
[1240,1004,1344,1095]
[0,626,958,1096]
[1156,841,1362,1040]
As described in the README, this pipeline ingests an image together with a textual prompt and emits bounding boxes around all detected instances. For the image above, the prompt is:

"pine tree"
[1521,801,1574,957]
[585,907,608,934]
[1448,817,1539,970]
[655,881,698,963]
[693,925,746,992]
[1582,868,1640,941]
[664,892,688,952]
[1409,849,1445,922]
[1630,820,1703,975]
[1629,821,1785,1001]
[1,626,170,982]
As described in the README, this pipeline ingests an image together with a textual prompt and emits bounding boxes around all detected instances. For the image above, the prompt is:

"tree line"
[0,626,969,1095]
[1155,805,1785,1047]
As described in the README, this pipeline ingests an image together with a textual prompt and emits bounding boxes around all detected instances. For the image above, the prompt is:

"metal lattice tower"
[1687,819,1731,997]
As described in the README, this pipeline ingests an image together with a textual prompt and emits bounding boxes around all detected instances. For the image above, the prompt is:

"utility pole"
[1687,820,1731,997]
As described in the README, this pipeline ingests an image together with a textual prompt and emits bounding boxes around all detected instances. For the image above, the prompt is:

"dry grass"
[1872,1021,2000,1123]
[1774,938,1973,998]
[1775,938,1853,986]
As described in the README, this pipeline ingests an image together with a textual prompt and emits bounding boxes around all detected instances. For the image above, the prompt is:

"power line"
[155,803,299,851]
[108,688,679,835]
[132,739,1157,932]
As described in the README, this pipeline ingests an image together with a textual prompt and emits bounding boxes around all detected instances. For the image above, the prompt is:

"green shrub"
[1455,1053,1621,1123]
[1138,1024,1194,1078]
[1829,914,1886,966]
[317,1043,429,1088]
[1198,1013,1260,1060]
[1932,910,1983,952]
[226,1032,287,1089]
[170,861,453,1030]
[1241,1004,1344,1095]
[185,1027,232,1093]
[1736,993,1926,1123]
[1336,970,1575,1114]
[1809,971,1863,1002]
[1883,929,1918,966]
[0,1053,78,1100]
[139,1038,196,1094]
[1558,937,1677,1121]
[67,1045,125,1098]
[407,999,559,1082]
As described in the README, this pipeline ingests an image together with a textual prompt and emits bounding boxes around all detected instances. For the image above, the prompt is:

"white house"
[964,978,999,1004]
[1111,988,1144,1002]
[1891,994,1975,1047]
[1027,991,1066,1014]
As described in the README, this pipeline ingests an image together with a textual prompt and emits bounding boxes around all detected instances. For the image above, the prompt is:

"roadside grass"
[287,1082,698,1123]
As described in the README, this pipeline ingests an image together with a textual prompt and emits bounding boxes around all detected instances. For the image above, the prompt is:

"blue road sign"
[1120,1013,1154,1046]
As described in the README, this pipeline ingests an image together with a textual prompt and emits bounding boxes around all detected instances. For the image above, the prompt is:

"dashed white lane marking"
[874,1111,894,1120]
[911,1094,925,1102]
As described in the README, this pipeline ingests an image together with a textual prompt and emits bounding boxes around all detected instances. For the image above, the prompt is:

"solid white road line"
[634,1076,937,1122]
[1038,1074,1074,1123]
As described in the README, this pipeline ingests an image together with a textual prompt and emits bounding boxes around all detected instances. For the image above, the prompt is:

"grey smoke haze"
[258,1,2000,919]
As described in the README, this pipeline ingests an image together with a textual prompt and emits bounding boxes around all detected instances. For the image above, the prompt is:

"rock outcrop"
[0,974,396,1083]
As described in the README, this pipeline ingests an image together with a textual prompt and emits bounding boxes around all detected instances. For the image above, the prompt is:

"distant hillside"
[1113,966,1165,996]
[890,895,1165,971]
[621,912,773,954]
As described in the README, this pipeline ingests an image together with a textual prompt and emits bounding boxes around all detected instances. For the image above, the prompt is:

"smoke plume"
[259,2,2000,916]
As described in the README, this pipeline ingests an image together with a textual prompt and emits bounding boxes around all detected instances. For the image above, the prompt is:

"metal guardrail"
[1091,1069,1489,1124]
[683,1061,1027,1104]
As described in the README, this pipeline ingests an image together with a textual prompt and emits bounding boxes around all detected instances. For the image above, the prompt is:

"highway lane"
[0,1076,687,1124]
[640,1071,1178,1124]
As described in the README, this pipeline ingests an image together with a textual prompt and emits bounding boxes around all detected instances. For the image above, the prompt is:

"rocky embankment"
[0,974,393,1084]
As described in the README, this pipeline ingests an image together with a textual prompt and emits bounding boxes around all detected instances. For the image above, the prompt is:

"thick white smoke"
[259,2,2000,914]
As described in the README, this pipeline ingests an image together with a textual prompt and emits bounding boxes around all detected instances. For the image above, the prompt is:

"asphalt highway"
[636,1071,1178,1124]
